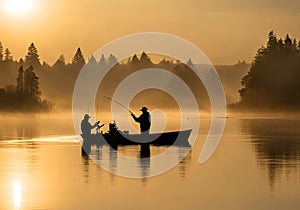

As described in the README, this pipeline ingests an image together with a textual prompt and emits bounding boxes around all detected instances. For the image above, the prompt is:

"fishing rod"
[103,96,134,114]
[96,121,112,134]
[98,121,112,127]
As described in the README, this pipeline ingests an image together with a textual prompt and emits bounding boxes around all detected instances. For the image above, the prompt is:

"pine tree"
[284,34,292,47]
[17,66,24,93]
[88,55,97,65]
[186,58,193,67]
[25,43,41,66]
[131,54,139,65]
[24,66,32,95]
[126,57,132,64]
[292,39,298,51]
[267,31,278,49]
[19,58,24,65]
[24,66,41,101]
[53,54,66,67]
[107,54,117,66]
[0,42,3,61]
[24,67,31,94]
[4,48,13,61]
[158,58,168,65]
[140,51,152,65]
[239,31,300,109]
[72,47,85,65]
[31,70,41,101]
[99,54,106,65]
[57,54,65,64]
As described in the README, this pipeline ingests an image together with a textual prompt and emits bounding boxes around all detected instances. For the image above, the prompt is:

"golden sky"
[0,0,299,64]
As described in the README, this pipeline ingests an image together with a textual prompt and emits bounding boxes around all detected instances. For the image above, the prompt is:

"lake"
[0,115,300,210]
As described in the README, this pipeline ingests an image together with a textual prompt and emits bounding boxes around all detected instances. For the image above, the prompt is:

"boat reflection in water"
[3,117,300,209]
[81,122,192,178]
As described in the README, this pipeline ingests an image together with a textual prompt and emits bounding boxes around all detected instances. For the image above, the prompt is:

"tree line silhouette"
[93,51,211,112]
[0,44,211,111]
[0,43,88,111]
[2,31,298,112]
[0,65,52,111]
[238,31,300,110]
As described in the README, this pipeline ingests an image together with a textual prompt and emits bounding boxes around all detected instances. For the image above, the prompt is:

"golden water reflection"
[0,117,300,209]
[243,118,300,192]
[13,181,21,209]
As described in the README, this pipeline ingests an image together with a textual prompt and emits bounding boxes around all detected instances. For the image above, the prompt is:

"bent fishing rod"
[103,96,134,114]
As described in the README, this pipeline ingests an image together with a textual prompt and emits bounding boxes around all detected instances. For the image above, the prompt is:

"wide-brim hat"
[140,107,148,111]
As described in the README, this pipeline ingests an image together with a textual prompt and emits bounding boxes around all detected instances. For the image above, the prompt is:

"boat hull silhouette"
[81,129,192,155]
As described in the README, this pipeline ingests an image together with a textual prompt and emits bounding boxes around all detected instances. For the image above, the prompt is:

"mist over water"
[0,0,298,207]
[0,113,300,209]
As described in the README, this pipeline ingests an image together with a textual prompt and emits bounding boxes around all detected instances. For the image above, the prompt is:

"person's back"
[81,114,100,155]
[131,107,151,133]
[139,112,151,132]
[81,114,99,136]
[81,118,92,135]
[131,107,151,156]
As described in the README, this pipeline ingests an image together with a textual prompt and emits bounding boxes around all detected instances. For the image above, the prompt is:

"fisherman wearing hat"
[81,114,100,136]
[131,107,151,134]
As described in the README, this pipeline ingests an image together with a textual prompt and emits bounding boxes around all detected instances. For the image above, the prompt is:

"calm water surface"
[0,116,300,210]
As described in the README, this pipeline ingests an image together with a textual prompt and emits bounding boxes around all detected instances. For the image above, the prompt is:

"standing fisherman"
[131,107,151,157]
[131,107,151,134]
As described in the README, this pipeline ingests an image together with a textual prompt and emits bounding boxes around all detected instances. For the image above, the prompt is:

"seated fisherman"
[81,114,100,136]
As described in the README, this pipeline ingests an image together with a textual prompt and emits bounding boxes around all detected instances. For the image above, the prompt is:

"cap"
[84,114,91,119]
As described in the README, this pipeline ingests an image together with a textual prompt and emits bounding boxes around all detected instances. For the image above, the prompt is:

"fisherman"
[131,107,151,157]
[81,114,100,135]
[81,114,100,155]
[109,121,118,135]
[131,107,151,134]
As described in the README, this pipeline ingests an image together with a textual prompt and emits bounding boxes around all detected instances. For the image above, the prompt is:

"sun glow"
[4,0,34,16]
[13,181,22,209]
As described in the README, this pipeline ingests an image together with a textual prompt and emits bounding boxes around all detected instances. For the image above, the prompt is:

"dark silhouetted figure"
[131,107,151,134]
[108,121,118,135]
[107,121,119,150]
[81,114,100,155]
[81,114,100,135]
[131,107,151,157]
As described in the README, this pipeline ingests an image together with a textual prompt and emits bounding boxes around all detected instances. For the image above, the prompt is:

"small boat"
[104,129,191,146]
[81,128,192,155]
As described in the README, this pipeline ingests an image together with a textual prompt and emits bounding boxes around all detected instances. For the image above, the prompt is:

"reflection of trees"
[17,121,40,140]
[245,119,300,190]
[0,118,40,140]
